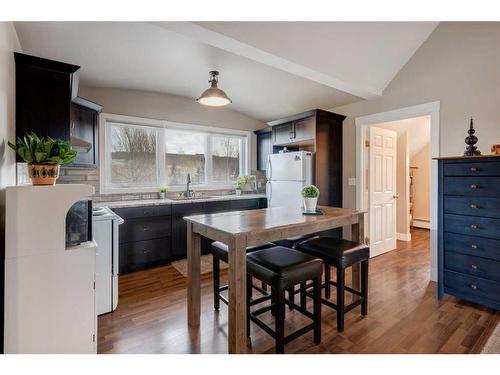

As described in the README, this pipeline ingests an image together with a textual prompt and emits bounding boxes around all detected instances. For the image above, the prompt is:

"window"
[101,114,249,193]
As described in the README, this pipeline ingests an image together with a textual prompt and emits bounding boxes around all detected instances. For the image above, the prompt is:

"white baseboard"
[397,232,412,241]
[413,219,430,229]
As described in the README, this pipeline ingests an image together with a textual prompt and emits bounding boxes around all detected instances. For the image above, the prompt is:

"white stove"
[92,206,123,315]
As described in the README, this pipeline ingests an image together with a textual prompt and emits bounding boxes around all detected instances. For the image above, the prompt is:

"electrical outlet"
[348,178,357,186]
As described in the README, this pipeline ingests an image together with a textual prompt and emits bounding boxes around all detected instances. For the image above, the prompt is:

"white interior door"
[369,126,397,257]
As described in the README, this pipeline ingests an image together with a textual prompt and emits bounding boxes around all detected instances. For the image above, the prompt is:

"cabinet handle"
[470,224,478,229]
[471,244,478,249]
[143,226,149,231]
[470,167,477,172]
[470,284,478,290]
[470,184,478,189]
[471,264,478,270]
[470,204,478,209]
[143,249,150,254]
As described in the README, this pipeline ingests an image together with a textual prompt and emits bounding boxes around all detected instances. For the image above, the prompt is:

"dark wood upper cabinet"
[14,52,102,168]
[255,128,272,172]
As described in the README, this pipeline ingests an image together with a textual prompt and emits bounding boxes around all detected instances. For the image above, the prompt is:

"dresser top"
[433,154,500,161]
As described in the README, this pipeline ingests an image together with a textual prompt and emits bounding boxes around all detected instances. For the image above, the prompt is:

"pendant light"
[197,71,232,107]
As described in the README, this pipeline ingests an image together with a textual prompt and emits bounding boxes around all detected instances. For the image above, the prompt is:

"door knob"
[393,194,399,199]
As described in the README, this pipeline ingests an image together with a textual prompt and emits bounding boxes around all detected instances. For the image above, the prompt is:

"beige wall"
[78,86,266,171]
[411,143,430,222]
[334,22,500,212]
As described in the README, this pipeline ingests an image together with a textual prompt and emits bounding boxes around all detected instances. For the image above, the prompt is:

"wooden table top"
[184,206,362,237]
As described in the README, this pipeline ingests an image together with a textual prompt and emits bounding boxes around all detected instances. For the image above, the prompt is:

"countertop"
[94,193,267,209]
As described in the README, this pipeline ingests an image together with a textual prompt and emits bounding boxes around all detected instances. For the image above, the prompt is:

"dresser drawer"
[445,252,500,282]
[444,214,500,239]
[444,196,500,218]
[444,161,500,177]
[112,204,171,220]
[444,232,500,261]
[444,177,500,197]
[119,216,171,243]
[444,270,500,305]
[119,238,172,273]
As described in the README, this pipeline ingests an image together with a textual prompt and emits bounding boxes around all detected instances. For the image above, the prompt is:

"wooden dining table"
[184,205,365,354]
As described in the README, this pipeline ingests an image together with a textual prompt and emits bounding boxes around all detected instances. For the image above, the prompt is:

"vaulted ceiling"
[14,22,438,122]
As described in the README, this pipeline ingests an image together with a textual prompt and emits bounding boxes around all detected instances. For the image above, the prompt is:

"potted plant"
[301,185,320,212]
[235,181,242,196]
[8,132,77,186]
[159,187,168,199]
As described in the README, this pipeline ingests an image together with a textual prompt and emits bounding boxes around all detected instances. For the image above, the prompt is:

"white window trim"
[99,112,251,195]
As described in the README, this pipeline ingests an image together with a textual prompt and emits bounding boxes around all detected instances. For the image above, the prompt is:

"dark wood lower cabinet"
[113,197,266,274]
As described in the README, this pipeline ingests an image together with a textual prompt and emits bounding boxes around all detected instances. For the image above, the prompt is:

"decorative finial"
[464,117,481,156]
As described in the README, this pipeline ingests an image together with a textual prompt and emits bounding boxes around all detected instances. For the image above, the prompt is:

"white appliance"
[5,184,97,354]
[92,206,123,315]
[266,151,315,208]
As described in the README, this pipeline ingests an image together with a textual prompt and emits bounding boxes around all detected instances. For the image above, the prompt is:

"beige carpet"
[482,322,500,353]
[171,254,227,277]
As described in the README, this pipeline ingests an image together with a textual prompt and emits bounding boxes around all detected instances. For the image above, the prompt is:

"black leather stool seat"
[247,246,323,290]
[272,234,316,249]
[298,237,369,268]
[211,241,274,262]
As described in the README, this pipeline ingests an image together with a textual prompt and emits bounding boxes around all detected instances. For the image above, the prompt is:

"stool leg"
[288,286,295,310]
[324,265,331,299]
[361,260,369,316]
[247,274,252,337]
[336,267,345,332]
[313,277,322,344]
[275,289,286,354]
[213,256,220,311]
[300,282,307,309]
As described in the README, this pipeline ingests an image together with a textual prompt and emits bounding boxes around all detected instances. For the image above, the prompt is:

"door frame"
[354,101,440,281]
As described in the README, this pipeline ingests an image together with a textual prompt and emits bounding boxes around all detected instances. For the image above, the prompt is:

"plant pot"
[303,197,318,212]
[235,189,242,196]
[159,192,166,199]
[28,163,60,186]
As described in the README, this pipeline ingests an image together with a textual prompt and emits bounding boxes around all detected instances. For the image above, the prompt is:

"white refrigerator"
[266,151,315,208]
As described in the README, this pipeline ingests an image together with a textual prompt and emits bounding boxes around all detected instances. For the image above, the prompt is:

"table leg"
[351,215,365,294]
[228,234,248,354]
[187,222,201,328]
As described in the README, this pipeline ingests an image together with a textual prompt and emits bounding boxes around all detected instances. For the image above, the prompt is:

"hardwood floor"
[98,229,498,354]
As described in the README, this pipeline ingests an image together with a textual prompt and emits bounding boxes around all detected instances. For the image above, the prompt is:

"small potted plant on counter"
[159,187,168,199]
[8,132,77,186]
[301,184,320,213]
[235,180,242,196]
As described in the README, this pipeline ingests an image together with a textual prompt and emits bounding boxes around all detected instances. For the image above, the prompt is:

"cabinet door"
[70,103,98,168]
[273,123,294,145]
[293,116,315,141]
[257,131,272,171]
[171,203,205,260]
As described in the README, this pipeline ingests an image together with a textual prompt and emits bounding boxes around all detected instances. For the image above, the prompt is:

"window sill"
[101,184,237,195]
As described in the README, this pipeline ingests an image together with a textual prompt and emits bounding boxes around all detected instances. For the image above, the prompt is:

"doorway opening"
[354,101,440,281]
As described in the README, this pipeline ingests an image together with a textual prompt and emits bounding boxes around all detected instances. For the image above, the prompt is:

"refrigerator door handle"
[266,156,272,180]
[267,181,272,202]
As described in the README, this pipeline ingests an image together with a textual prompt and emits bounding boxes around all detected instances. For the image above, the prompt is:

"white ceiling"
[14,22,438,122]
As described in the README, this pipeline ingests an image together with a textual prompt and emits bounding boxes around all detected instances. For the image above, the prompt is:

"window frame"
[99,113,251,194]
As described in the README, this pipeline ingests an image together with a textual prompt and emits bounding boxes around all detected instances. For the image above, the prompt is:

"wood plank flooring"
[98,229,498,354]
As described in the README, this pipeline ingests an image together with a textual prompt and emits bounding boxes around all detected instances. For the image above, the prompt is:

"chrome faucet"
[185,173,193,197]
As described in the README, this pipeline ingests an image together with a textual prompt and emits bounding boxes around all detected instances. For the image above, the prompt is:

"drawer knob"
[471,244,478,249]
[470,284,478,290]
[143,226,149,231]
[470,167,477,172]
[470,224,478,229]
[471,264,478,270]
[470,184,478,190]
[470,204,478,209]
[143,249,150,254]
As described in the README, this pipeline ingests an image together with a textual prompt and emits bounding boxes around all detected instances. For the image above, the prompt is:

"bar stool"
[246,246,323,354]
[211,241,274,310]
[297,237,369,332]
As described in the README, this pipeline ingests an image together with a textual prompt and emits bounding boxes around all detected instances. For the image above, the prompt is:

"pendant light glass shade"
[197,71,232,107]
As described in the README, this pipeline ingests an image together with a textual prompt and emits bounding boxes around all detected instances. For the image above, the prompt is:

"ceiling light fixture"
[197,71,232,107]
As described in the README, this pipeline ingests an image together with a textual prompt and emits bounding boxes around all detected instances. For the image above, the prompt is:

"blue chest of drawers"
[438,156,500,310]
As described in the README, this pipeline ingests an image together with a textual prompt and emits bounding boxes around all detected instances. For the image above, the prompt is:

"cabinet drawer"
[444,232,500,261]
[444,161,500,177]
[112,204,171,219]
[119,216,171,243]
[444,270,500,305]
[444,196,500,218]
[444,214,500,239]
[445,252,500,282]
[119,238,172,274]
[443,177,500,197]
